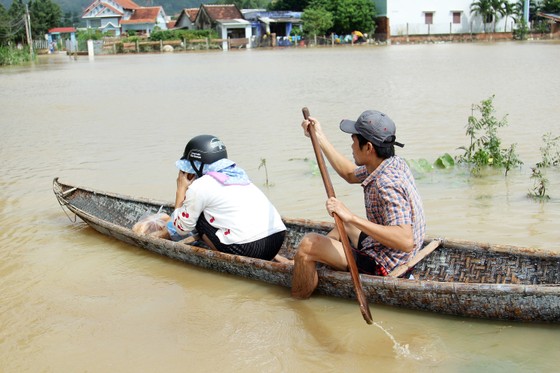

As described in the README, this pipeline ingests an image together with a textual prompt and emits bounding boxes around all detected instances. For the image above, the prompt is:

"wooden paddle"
[302,107,373,324]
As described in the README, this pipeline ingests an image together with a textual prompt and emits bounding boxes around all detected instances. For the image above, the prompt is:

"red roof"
[114,0,140,9]
[82,0,139,17]
[186,8,199,22]
[201,4,242,21]
[120,7,160,24]
[48,27,77,34]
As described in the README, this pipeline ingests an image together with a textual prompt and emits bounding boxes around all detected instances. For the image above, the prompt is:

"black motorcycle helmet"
[181,135,227,177]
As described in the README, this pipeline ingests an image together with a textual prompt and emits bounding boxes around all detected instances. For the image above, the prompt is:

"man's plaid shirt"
[354,155,426,272]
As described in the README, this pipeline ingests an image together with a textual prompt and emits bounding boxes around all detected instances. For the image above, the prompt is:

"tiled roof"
[121,7,160,24]
[202,4,242,21]
[115,0,140,9]
[48,27,77,33]
[186,8,199,21]
[82,0,138,17]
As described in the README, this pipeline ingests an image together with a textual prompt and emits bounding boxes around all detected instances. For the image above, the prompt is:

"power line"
[0,16,26,29]
[0,16,26,39]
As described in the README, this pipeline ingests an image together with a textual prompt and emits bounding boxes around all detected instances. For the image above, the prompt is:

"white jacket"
[171,175,285,244]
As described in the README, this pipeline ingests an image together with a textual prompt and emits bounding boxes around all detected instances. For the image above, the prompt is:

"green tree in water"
[456,95,523,176]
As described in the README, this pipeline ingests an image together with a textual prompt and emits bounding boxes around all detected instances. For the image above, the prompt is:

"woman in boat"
[291,110,426,299]
[169,134,286,261]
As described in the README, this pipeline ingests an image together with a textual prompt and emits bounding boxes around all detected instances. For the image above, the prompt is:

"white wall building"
[374,0,515,37]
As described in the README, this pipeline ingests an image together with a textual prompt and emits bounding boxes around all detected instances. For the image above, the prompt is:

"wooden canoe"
[53,178,560,322]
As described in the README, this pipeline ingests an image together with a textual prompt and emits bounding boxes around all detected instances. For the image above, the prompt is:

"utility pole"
[24,4,33,57]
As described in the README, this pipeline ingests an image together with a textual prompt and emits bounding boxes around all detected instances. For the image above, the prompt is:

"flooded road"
[1,41,559,372]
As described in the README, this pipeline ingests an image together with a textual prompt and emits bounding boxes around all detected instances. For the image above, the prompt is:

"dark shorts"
[196,214,286,261]
[351,232,388,276]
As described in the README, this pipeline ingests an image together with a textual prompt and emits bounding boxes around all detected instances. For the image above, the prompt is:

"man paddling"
[291,110,426,299]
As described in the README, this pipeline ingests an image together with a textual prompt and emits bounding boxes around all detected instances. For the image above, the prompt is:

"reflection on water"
[1,42,559,371]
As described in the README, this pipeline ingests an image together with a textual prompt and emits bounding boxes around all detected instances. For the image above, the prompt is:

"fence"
[33,39,49,50]
[77,37,251,55]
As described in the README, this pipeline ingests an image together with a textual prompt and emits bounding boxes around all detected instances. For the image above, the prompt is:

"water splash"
[373,321,424,361]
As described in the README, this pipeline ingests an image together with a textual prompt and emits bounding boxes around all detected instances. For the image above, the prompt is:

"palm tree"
[502,1,515,31]
[513,0,539,23]
[490,0,507,32]
[470,0,494,32]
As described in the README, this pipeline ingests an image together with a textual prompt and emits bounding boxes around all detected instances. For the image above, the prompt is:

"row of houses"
[81,0,302,50]
[81,0,559,46]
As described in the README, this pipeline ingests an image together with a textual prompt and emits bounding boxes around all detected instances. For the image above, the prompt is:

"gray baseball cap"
[340,110,404,148]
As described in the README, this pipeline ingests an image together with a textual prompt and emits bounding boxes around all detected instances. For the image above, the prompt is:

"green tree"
[61,11,81,27]
[29,0,62,38]
[541,0,560,12]
[0,4,8,45]
[536,133,560,168]
[301,7,333,37]
[501,1,515,31]
[76,28,103,42]
[471,0,494,32]
[512,18,529,38]
[268,0,309,11]
[490,0,506,32]
[308,0,376,35]
[8,0,26,44]
[456,95,522,175]
[511,0,537,38]
[513,0,539,22]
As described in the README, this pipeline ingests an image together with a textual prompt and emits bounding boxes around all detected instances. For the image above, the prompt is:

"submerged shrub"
[0,45,32,65]
[456,95,522,175]
[536,132,560,168]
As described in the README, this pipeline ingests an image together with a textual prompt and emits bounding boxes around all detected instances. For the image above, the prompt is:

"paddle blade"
[357,285,373,324]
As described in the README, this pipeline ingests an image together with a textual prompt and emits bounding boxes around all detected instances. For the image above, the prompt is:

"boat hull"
[54,178,560,322]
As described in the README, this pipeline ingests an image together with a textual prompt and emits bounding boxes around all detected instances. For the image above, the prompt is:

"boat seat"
[388,239,442,277]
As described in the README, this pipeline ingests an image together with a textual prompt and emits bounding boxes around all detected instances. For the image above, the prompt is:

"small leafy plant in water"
[407,153,455,178]
[528,167,550,200]
[527,132,559,200]
[258,158,273,187]
[456,95,523,176]
[536,132,560,168]
[433,153,455,169]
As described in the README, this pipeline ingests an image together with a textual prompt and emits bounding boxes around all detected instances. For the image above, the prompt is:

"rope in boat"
[53,178,78,223]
